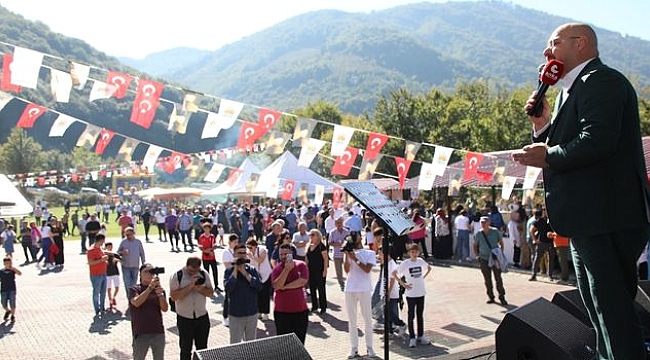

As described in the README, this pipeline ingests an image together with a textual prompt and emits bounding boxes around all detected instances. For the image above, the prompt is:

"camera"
[342,235,357,252]
[150,267,165,275]
[235,257,250,266]
[195,275,206,285]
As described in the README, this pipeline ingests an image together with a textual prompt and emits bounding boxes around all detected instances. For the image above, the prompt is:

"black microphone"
[526,59,564,117]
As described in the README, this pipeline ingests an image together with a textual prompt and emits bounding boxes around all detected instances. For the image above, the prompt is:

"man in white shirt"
[291,222,309,261]
[507,211,523,268]
[453,210,471,263]
[343,234,377,358]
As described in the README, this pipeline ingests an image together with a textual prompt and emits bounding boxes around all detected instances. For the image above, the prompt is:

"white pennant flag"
[0,94,12,112]
[502,176,517,200]
[89,80,117,102]
[142,145,163,173]
[265,178,280,198]
[297,138,326,167]
[314,184,325,205]
[418,162,436,190]
[331,125,355,156]
[432,145,454,176]
[76,124,101,148]
[10,46,44,89]
[216,99,244,129]
[204,163,226,183]
[50,69,73,103]
[523,166,542,190]
[49,114,76,137]
[90,171,99,181]
[70,62,90,90]
[201,111,222,139]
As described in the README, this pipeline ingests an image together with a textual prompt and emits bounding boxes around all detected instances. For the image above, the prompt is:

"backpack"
[168,269,207,312]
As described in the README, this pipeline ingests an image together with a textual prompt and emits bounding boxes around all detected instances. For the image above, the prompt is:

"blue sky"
[1,0,648,58]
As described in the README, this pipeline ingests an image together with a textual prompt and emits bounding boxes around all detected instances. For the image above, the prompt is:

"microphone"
[526,59,564,117]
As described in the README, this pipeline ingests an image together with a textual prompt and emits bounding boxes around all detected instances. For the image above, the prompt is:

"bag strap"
[480,231,496,250]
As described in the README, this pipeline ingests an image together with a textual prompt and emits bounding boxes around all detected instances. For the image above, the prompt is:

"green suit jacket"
[534,58,650,238]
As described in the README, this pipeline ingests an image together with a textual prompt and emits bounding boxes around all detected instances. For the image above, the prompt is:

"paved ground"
[0,236,572,359]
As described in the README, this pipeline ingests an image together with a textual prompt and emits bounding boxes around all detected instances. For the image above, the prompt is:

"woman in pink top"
[409,210,428,259]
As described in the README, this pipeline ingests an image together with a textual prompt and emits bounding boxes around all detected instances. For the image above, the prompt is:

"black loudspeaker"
[496,297,596,360]
[551,290,591,327]
[193,333,312,360]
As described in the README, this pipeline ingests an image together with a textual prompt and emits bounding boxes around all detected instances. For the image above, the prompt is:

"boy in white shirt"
[396,244,432,348]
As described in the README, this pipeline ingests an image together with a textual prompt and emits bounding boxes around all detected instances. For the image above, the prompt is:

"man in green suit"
[513,23,650,359]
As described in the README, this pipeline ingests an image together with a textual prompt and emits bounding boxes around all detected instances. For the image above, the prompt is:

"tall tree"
[0,128,46,174]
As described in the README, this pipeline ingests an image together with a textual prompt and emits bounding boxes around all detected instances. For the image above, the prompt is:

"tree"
[0,128,46,174]
[42,149,74,171]
[71,147,103,169]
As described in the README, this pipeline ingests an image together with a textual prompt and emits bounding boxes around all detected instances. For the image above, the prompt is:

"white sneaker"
[367,348,376,357]
[409,338,417,348]
[223,318,229,327]
[418,335,431,345]
[261,313,269,321]
[347,349,360,359]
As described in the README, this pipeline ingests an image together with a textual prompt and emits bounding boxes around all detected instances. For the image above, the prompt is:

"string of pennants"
[0,41,541,200]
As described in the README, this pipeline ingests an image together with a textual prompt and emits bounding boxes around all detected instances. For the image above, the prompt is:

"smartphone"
[286,254,293,262]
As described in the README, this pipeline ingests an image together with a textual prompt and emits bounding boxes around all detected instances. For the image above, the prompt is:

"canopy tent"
[253,151,338,196]
[0,174,33,216]
[137,187,205,200]
[201,158,262,199]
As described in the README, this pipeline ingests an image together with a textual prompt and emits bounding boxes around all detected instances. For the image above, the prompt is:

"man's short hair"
[3,257,11,263]
[279,243,292,250]
[246,238,258,247]
[229,234,239,243]
[233,244,246,252]
[408,244,421,252]
[96,234,106,242]
[186,256,201,268]
[104,242,112,247]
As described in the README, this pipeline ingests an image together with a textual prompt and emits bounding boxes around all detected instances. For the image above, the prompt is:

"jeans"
[345,291,373,351]
[456,230,470,260]
[133,333,165,360]
[388,298,405,327]
[333,257,345,288]
[274,310,309,344]
[38,237,52,264]
[177,313,210,360]
[180,229,193,248]
[90,274,107,314]
[80,232,87,252]
[532,242,556,278]
[122,267,139,301]
[406,296,425,339]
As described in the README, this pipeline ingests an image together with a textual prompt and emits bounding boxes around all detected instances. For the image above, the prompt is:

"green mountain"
[143,1,650,114]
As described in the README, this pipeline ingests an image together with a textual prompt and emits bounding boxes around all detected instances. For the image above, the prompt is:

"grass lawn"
[23,206,127,240]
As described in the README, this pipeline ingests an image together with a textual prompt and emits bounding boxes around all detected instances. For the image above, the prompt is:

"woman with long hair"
[305,229,328,314]
[51,217,65,268]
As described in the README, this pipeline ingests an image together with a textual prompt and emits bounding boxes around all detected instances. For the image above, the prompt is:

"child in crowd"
[1,225,16,258]
[217,224,225,247]
[104,242,122,309]
[396,244,432,348]
[0,256,22,323]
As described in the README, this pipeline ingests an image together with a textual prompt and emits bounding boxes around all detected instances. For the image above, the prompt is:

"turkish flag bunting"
[476,171,493,182]
[395,157,412,189]
[226,168,243,187]
[331,147,359,176]
[106,71,133,99]
[237,121,261,151]
[281,180,295,201]
[163,152,184,174]
[94,128,115,155]
[17,103,47,128]
[130,79,164,129]
[332,186,344,209]
[365,132,388,160]
[257,108,281,138]
[463,152,485,180]
[1,54,22,93]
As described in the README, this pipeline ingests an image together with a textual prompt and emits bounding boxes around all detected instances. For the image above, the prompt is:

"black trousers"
[406,296,425,339]
[202,259,219,289]
[258,278,271,314]
[177,313,210,360]
[143,222,150,240]
[309,276,327,311]
[274,310,309,344]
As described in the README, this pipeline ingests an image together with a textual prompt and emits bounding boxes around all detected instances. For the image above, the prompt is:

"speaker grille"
[193,333,312,360]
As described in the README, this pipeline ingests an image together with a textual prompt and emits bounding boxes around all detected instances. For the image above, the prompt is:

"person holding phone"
[271,243,309,344]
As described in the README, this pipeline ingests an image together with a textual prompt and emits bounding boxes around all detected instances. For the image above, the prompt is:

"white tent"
[0,174,33,217]
[201,158,263,198]
[253,151,338,195]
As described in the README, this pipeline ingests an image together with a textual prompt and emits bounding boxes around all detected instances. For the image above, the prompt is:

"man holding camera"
[170,256,214,360]
[129,263,168,360]
[271,243,309,344]
[343,234,377,359]
[224,244,262,343]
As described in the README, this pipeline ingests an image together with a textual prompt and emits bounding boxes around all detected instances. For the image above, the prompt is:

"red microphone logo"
[540,59,564,85]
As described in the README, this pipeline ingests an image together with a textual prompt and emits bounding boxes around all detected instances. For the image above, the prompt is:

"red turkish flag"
[163,152,184,174]
[364,132,388,161]
[17,103,47,128]
[94,128,115,155]
[331,147,359,176]
[463,152,485,181]
[237,121,260,151]
[281,180,295,201]
[332,186,344,209]
[395,157,412,189]
[476,171,493,182]
[1,54,22,93]
[257,108,281,138]
[226,168,243,187]
[106,71,133,99]
[130,79,163,129]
